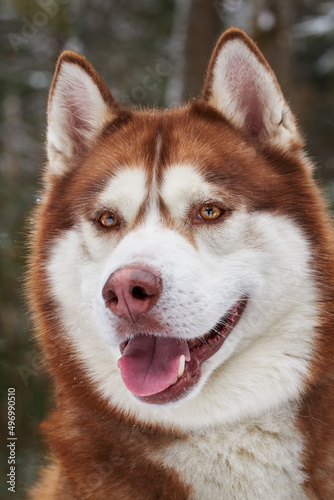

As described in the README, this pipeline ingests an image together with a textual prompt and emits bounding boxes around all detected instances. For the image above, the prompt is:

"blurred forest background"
[0,0,334,497]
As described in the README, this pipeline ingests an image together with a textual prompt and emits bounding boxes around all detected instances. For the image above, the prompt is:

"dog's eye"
[198,204,223,221]
[97,211,119,228]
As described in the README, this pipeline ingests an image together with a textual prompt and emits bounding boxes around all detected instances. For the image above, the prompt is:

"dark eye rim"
[198,204,223,221]
[191,202,231,225]
[94,209,122,230]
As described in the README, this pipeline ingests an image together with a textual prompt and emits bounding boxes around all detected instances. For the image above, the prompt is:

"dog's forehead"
[88,105,243,178]
[98,166,149,221]
[160,164,213,207]
[97,162,215,225]
[87,108,225,209]
[73,105,285,218]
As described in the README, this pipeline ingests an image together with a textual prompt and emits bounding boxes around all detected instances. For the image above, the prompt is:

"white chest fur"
[157,406,308,500]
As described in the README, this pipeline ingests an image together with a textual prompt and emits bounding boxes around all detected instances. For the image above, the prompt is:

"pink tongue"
[118,335,190,397]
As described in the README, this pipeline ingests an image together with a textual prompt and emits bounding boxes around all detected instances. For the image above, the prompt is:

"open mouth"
[118,297,247,405]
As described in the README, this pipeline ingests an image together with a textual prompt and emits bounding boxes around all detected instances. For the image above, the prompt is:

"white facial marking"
[161,164,220,219]
[46,162,317,435]
[98,167,148,223]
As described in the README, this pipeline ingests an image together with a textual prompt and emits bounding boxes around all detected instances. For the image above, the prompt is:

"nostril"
[102,266,162,318]
[132,286,149,300]
[106,290,118,304]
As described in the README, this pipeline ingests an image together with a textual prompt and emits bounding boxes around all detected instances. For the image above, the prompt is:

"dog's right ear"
[47,51,120,176]
[202,28,301,151]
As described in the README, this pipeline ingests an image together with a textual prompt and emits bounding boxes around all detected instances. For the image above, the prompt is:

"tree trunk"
[166,0,221,106]
[252,0,294,100]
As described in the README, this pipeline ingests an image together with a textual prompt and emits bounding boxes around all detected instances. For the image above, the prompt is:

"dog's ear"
[202,28,301,150]
[47,51,120,175]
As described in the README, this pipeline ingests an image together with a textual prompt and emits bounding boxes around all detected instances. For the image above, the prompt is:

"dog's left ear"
[202,28,301,150]
[47,51,122,176]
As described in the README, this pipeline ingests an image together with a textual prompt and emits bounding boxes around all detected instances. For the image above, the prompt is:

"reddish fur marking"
[28,27,334,498]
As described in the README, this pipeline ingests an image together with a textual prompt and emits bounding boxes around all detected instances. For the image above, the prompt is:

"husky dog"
[29,28,334,499]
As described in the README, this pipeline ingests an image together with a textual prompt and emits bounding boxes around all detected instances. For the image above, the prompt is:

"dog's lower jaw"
[118,297,248,405]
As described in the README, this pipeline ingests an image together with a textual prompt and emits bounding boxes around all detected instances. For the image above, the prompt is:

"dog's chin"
[118,297,247,406]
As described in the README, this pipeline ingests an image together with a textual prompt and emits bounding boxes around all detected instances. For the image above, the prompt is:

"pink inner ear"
[225,57,266,138]
[208,36,285,143]
[62,81,97,152]
[49,61,111,163]
[241,94,264,138]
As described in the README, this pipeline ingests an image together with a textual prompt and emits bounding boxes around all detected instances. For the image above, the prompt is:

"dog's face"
[32,29,319,430]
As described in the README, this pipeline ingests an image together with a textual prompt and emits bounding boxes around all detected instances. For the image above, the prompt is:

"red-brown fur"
[28,28,334,498]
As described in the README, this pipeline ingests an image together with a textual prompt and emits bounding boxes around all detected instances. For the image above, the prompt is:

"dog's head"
[31,28,322,430]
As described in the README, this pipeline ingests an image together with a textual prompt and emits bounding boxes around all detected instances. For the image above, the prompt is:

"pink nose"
[102,266,162,319]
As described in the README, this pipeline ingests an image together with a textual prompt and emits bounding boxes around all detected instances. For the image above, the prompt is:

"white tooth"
[177,355,185,378]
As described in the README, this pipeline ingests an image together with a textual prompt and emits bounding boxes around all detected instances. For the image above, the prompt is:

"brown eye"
[198,204,223,221]
[97,211,119,228]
